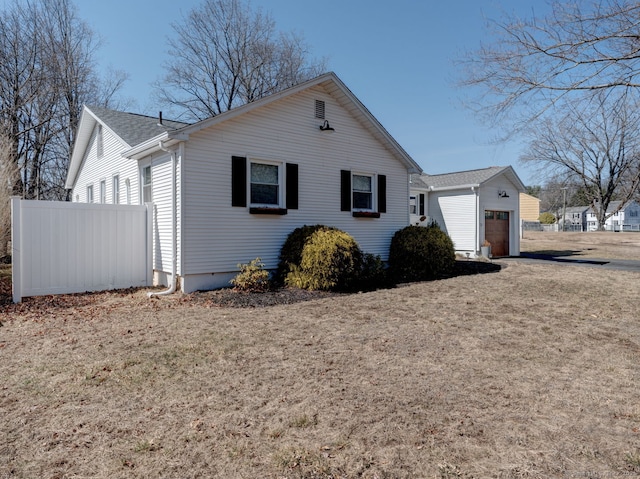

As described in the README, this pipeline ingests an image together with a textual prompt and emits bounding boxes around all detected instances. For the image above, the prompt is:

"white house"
[586,200,640,231]
[559,206,589,231]
[65,72,422,293]
[409,166,525,257]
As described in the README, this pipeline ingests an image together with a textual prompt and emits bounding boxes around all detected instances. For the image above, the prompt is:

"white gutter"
[148,140,177,298]
[429,183,480,192]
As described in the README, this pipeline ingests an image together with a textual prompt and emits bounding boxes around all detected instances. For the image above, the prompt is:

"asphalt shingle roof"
[411,166,510,189]
[86,105,189,147]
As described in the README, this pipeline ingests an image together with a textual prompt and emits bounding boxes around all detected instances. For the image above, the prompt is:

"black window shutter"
[286,163,298,210]
[419,193,425,216]
[377,175,387,213]
[231,156,247,207]
[340,170,351,211]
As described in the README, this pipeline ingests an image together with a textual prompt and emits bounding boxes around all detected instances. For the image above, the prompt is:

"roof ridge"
[85,105,190,126]
[422,166,506,178]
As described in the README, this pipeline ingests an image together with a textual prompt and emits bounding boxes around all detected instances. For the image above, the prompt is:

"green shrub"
[388,222,455,283]
[275,225,337,284]
[230,257,271,292]
[357,252,389,291]
[539,212,556,224]
[285,229,363,291]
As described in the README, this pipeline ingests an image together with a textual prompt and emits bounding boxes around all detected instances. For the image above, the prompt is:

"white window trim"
[86,184,94,203]
[112,174,120,204]
[351,171,377,212]
[125,178,131,205]
[141,165,152,204]
[409,195,417,215]
[249,158,284,208]
[99,179,106,204]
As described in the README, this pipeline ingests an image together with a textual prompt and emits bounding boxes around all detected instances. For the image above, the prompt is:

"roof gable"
[67,72,422,190]
[153,72,421,173]
[86,106,188,147]
[65,106,189,189]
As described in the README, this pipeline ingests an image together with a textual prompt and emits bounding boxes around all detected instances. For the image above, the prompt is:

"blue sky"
[74,0,550,186]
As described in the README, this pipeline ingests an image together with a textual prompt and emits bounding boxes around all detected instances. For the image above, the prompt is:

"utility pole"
[561,187,568,232]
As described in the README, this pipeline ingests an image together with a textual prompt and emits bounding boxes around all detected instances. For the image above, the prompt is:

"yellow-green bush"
[275,225,337,284]
[230,258,271,292]
[539,212,556,224]
[285,229,363,291]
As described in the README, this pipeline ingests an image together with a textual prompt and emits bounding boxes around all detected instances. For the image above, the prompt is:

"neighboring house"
[409,166,525,257]
[519,193,540,222]
[65,72,422,292]
[586,200,640,231]
[559,206,589,231]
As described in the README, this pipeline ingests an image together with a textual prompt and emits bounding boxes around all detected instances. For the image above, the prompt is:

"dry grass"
[521,231,640,260]
[1,233,640,478]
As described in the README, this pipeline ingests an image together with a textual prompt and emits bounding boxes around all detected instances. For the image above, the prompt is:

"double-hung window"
[250,161,281,206]
[352,174,373,210]
[341,170,386,217]
[232,156,298,214]
[142,166,152,203]
[112,175,120,204]
[86,185,93,203]
[99,179,106,204]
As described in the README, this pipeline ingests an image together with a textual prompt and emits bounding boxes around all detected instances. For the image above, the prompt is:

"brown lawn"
[521,230,640,260]
[1,233,640,478]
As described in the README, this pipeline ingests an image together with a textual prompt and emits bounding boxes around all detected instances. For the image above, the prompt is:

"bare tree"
[461,1,640,127]
[521,91,640,229]
[0,133,19,260]
[155,0,326,121]
[0,0,129,201]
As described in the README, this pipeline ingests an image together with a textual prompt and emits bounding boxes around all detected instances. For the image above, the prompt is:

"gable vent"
[315,99,325,119]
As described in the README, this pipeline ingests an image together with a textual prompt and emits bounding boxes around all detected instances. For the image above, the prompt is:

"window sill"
[352,211,380,218]
[250,207,288,215]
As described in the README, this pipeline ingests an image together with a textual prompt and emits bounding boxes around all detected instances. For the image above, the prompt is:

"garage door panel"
[485,210,509,257]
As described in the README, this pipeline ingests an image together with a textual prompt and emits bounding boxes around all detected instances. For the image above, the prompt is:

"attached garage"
[410,166,526,258]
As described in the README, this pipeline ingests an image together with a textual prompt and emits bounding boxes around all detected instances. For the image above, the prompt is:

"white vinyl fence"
[11,198,152,303]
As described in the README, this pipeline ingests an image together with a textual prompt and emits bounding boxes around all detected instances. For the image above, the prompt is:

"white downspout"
[148,141,177,298]
[473,186,480,256]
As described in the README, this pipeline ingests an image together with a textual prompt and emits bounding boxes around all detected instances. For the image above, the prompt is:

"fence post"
[11,196,22,303]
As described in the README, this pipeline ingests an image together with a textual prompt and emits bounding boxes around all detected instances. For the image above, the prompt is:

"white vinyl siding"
[150,157,174,272]
[428,192,476,252]
[71,124,139,204]
[179,85,410,275]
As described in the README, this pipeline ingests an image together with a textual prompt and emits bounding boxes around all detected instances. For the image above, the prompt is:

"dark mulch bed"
[0,260,503,311]
[191,260,503,308]
[187,286,340,308]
